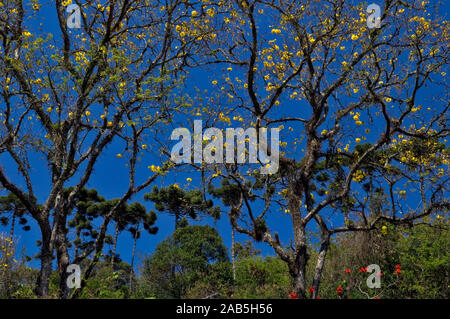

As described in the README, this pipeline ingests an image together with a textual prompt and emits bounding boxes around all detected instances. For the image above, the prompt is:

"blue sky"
[1,0,448,274]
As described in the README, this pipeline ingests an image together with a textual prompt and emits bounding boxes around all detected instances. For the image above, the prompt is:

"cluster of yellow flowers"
[74,51,89,65]
[0,235,17,269]
[30,78,43,86]
[218,112,231,125]
[352,170,366,183]
[171,6,218,41]
[148,165,162,173]
[390,131,449,167]
[352,112,364,126]
[212,170,222,178]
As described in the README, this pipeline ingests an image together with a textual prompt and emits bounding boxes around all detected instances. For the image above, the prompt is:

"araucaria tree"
[144,185,220,229]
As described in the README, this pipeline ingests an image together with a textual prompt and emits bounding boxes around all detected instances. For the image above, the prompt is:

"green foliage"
[392,220,449,299]
[317,217,449,299]
[208,178,243,206]
[78,260,133,299]
[0,234,39,299]
[144,185,220,228]
[137,225,232,299]
[0,193,39,233]
[66,187,158,258]
[234,241,262,260]
[233,256,291,299]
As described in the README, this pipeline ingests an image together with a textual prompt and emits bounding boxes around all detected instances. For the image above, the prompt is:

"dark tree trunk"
[74,228,81,260]
[311,237,330,299]
[231,226,236,281]
[56,218,70,299]
[111,223,119,268]
[291,244,308,299]
[9,212,16,240]
[175,212,180,230]
[129,224,139,293]
[288,192,309,299]
[35,220,52,298]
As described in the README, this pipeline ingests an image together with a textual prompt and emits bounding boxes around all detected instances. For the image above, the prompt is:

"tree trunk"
[231,225,236,282]
[56,239,70,298]
[9,212,16,240]
[289,194,308,299]
[111,223,119,268]
[52,195,71,299]
[291,244,308,299]
[129,224,139,293]
[175,212,180,230]
[35,220,52,298]
[56,220,70,299]
[311,236,330,299]
[74,228,81,260]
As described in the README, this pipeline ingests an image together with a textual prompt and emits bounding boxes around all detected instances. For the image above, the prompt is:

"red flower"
[395,268,402,275]
[360,267,367,272]
[316,296,321,299]
[345,268,351,274]
[336,285,344,294]
[289,291,300,299]
[374,297,381,299]
[395,264,402,270]
[309,286,315,293]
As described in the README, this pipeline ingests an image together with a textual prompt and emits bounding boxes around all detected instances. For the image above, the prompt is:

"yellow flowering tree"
[0,0,198,298]
[198,0,449,298]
